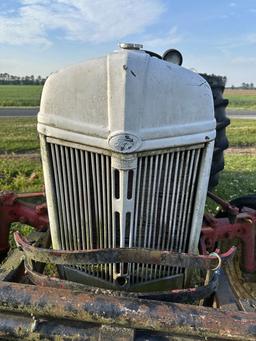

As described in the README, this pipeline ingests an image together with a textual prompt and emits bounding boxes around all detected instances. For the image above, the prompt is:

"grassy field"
[206,153,256,213]
[0,85,42,107]
[227,119,256,147]
[0,117,39,154]
[0,85,255,110]
[0,156,43,193]
[224,88,256,111]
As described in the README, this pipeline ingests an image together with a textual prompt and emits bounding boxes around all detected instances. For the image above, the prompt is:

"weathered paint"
[0,281,255,340]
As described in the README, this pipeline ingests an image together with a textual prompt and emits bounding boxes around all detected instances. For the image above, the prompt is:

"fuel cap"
[119,43,143,50]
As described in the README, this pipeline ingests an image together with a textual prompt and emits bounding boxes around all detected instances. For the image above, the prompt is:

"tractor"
[0,43,255,340]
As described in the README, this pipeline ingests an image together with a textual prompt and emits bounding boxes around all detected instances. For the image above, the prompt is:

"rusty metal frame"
[0,191,256,339]
[0,191,48,256]
[14,231,236,270]
[202,192,256,273]
[0,280,255,340]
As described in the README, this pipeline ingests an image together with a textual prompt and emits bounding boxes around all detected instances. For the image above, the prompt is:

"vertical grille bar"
[76,149,86,250]
[60,146,72,250]
[50,144,64,248]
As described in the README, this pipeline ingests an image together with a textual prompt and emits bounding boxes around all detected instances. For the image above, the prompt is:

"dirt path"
[225,147,256,154]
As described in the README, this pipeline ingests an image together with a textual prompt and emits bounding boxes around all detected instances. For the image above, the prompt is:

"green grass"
[207,154,256,213]
[0,117,39,154]
[224,89,256,111]
[227,119,256,147]
[0,157,43,192]
[214,154,256,200]
[0,85,43,107]
[0,156,44,250]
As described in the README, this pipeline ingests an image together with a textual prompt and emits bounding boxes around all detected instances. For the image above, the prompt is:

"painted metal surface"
[37,47,216,291]
[38,48,215,152]
[46,139,213,288]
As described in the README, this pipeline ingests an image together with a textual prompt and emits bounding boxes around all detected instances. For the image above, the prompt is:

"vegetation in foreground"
[227,119,256,147]
[0,85,42,107]
[0,156,42,193]
[0,117,39,154]
[224,89,256,111]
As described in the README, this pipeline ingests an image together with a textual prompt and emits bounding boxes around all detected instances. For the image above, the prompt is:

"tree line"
[0,73,47,85]
[230,82,255,89]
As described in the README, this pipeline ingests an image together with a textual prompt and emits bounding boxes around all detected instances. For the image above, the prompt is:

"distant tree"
[241,82,250,89]
[0,72,47,85]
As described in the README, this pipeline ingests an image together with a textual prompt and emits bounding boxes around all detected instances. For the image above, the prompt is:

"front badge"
[108,132,141,153]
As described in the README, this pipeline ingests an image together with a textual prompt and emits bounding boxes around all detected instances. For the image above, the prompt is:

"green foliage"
[9,223,34,249]
[0,157,43,192]
[0,117,39,154]
[224,89,256,111]
[206,154,256,213]
[0,85,43,107]
[227,119,256,147]
[215,154,256,200]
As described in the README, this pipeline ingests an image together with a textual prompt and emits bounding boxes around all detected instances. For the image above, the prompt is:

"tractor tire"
[200,74,230,189]
[219,195,256,306]
[230,194,256,211]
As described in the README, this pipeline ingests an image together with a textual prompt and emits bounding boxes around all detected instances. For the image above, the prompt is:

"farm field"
[0,85,255,111]
[224,88,256,111]
[227,119,256,147]
[0,117,38,153]
[0,85,43,107]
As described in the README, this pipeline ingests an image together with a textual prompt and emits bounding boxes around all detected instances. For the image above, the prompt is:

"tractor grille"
[131,149,202,284]
[48,140,204,287]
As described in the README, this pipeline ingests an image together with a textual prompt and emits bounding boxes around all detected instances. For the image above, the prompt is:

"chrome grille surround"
[44,136,206,290]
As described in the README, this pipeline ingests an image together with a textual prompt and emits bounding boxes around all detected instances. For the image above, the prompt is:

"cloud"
[142,27,183,52]
[0,0,165,46]
[246,33,256,44]
[231,56,256,64]
[229,2,236,7]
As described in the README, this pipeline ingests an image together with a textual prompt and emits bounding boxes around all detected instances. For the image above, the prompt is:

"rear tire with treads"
[200,74,230,189]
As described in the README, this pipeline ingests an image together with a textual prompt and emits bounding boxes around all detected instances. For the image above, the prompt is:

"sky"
[0,0,256,86]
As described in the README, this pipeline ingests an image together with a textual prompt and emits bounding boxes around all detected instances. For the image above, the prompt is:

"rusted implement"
[0,280,255,340]
[25,263,220,304]
[0,191,48,256]
[14,231,236,270]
